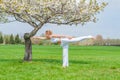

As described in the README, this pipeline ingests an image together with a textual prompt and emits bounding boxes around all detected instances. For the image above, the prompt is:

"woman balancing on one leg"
[33,30,95,68]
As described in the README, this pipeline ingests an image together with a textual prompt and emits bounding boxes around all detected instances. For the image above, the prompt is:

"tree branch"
[48,18,82,25]
[23,11,38,28]
[29,23,44,37]
[31,15,44,24]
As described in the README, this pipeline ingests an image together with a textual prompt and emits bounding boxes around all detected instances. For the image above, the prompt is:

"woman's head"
[45,30,52,39]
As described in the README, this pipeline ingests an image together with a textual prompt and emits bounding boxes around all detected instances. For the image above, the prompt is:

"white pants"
[62,43,69,67]
[61,36,93,67]
[51,35,93,67]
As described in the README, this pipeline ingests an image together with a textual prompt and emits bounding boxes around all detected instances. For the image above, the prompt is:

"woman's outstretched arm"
[50,34,73,39]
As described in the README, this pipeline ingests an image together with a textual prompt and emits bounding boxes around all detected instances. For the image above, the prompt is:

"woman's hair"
[45,30,52,39]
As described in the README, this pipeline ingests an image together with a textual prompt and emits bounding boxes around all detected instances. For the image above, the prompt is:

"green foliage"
[15,34,21,44]
[0,32,2,36]
[0,32,3,43]
[0,35,3,44]
[0,45,120,80]
[1,33,23,44]
[9,34,15,44]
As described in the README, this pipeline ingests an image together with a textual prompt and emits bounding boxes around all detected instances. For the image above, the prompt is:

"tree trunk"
[23,33,32,61]
[23,24,44,61]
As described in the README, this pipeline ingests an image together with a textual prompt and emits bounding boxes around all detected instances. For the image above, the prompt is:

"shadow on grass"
[33,59,92,64]
[0,59,22,63]
[0,58,94,64]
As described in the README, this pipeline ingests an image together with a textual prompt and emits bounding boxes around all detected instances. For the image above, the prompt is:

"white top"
[50,38,59,43]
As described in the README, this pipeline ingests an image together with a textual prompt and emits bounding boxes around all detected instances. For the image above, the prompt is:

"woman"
[45,30,94,67]
[33,30,95,68]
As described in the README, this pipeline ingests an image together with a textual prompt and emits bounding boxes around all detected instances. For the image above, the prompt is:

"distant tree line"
[93,35,120,46]
[1,32,120,46]
[0,32,23,44]
[76,35,120,46]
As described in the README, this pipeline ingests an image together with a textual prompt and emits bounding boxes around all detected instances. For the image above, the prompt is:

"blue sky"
[0,0,120,39]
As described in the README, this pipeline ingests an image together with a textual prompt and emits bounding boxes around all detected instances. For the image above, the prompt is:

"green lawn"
[0,45,120,80]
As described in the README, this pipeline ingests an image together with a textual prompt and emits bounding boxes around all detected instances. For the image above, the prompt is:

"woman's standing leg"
[62,42,69,67]
[50,38,69,67]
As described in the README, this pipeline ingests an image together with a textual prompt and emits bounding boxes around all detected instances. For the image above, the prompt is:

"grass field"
[0,45,120,80]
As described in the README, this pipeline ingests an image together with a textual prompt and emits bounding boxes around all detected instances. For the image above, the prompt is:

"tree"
[0,32,3,44]
[15,34,21,44]
[9,34,15,44]
[94,34,104,45]
[0,0,107,61]
[0,35,3,44]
